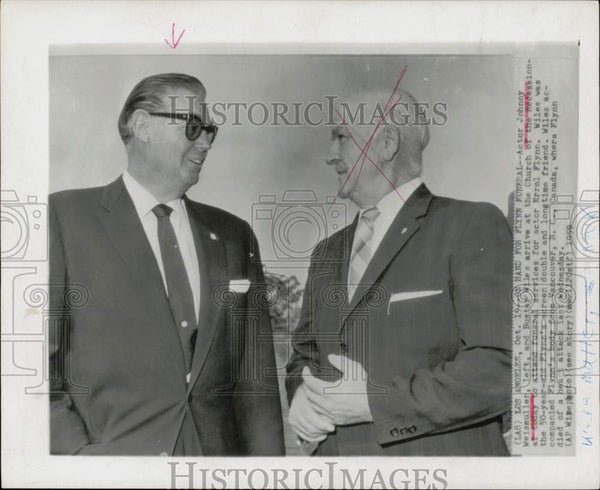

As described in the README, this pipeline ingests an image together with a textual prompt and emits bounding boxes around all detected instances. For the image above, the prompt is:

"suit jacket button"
[340,343,348,353]
[390,427,399,437]
[160,451,168,457]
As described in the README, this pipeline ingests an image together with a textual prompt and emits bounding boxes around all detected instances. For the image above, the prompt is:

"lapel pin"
[249,252,254,258]
[210,232,218,241]
[401,227,408,234]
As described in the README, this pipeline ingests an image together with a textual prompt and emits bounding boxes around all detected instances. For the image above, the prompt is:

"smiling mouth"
[186,156,204,166]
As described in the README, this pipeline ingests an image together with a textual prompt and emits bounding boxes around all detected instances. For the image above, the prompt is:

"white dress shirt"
[353,177,422,260]
[123,170,201,323]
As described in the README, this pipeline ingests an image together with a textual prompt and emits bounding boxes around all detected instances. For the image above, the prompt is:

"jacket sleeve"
[368,203,513,445]
[232,222,285,455]
[285,243,324,405]
[48,197,90,454]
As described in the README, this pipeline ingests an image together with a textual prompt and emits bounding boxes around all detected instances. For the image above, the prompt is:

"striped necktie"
[348,206,380,301]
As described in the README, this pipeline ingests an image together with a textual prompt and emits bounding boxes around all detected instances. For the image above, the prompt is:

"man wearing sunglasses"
[49,73,284,456]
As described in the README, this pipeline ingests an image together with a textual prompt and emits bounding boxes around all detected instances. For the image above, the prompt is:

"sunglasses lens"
[186,120,203,141]
[206,126,217,143]
[185,115,217,143]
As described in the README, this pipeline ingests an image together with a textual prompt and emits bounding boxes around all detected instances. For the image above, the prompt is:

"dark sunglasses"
[148,112,218,143]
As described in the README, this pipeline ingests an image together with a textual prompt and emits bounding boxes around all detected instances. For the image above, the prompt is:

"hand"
[288,383,335,443]
[302,354,373,426]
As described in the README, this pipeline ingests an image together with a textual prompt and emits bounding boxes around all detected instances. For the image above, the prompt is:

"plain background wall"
[50,54,516,281]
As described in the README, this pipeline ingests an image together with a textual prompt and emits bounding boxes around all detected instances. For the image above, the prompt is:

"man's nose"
[193,131,212,151]
[326,140,340,166]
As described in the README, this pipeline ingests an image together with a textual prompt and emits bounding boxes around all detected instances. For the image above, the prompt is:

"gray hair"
[117,73,205,144]
[345,88,430,178]
[388,88,430,178]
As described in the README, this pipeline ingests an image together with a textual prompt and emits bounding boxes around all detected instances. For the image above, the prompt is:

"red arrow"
[164,22,185,49]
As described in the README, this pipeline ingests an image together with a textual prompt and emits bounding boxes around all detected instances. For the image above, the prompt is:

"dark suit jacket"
[49,176,284,456]
[286,184,512,456]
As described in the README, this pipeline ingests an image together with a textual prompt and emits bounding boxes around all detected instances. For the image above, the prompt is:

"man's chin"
[188,174,201,184]
[336,180,352,199]
[182,170,201,187]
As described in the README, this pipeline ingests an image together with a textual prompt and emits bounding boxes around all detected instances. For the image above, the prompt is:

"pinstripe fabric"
[348,207,380,300]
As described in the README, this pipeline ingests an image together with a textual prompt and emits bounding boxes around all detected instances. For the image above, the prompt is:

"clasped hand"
[288,354,372,443]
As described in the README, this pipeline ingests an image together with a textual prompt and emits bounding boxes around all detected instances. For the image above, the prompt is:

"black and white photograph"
[1,1,598,488]
[48,54,516,457]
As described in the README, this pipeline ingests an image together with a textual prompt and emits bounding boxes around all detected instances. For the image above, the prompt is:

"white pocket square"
[388,290,443,314]
[228,279,251,293]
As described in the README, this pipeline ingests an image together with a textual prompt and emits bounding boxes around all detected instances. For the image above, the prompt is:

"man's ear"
[379,126,400,163]
[130,109,151,143]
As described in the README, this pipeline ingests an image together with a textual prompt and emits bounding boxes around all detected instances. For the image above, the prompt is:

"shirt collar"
[122,170,185,219]
[359,177,423,220]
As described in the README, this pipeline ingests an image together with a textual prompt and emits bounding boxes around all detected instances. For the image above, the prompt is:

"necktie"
[152,204,197,375]
[348,207,380,301]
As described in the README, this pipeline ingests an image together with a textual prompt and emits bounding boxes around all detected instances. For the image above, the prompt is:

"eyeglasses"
[148,112,218,143]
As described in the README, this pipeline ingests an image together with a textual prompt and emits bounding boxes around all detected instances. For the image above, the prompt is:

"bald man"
[286,89,512,456]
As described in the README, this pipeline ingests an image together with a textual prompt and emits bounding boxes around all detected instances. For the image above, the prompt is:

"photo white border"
[2,1,598,488]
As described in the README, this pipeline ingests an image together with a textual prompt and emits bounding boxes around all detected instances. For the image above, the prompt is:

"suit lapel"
[339,215,358,291]
[184,198,228,393]
[342,184,434,326]
[98,177,185,369]
[316,218,358,337]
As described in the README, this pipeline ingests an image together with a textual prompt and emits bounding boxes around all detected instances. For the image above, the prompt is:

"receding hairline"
[341,88,420,119]
[335,87,431,161]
